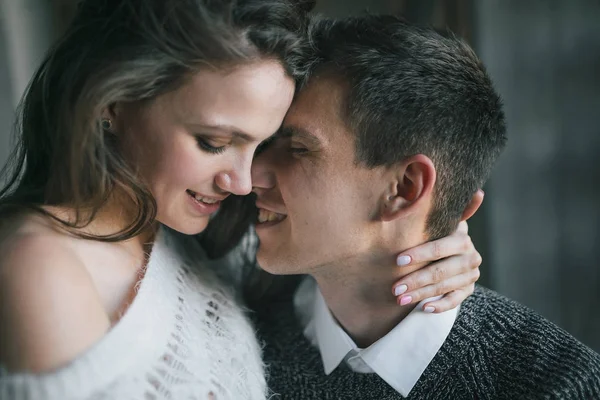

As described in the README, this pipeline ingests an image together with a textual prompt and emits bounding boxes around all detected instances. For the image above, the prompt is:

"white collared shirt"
[294,277,458,397]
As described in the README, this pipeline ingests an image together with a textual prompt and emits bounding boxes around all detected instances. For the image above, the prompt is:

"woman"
[0,0,481,398]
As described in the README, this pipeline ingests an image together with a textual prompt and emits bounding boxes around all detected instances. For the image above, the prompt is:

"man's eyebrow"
[278,125,322,146]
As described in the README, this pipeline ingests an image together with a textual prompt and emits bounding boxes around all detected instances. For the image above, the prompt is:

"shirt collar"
[294,277,459,397]
[313,284,357,374]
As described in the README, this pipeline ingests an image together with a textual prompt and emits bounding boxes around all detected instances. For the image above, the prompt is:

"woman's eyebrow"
[189,123,255,142]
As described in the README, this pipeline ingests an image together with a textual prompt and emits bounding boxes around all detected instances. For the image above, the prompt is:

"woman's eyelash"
[196,136,226,155]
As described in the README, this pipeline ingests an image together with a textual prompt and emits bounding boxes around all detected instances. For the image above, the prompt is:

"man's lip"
[255,201,287,216]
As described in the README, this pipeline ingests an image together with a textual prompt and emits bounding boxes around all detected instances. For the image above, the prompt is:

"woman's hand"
[391,220,482,313]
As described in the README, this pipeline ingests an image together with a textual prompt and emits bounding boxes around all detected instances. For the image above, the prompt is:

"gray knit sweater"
[252,285,600,399]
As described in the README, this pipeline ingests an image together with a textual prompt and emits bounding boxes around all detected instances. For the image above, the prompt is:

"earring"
[101,118,113,131]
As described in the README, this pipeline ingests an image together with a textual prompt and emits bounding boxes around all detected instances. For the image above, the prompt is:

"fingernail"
[423,306,435,313]
[400,295,412,306]
[394,284,408,296]
[396,255,411,266]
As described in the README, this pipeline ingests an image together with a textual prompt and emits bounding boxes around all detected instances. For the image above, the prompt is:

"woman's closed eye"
[196,136,227,155]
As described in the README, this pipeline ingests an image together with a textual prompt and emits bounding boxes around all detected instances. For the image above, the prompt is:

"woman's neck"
[44,189,158,244]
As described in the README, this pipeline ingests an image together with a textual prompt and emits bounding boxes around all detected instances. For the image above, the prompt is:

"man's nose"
[251,151,276,194]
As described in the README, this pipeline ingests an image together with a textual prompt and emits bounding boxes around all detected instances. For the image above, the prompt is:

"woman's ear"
[100,104,118,132]
[380,154,436,222]
[101,103,118,119]
[101,103,125,134]
[461,189,485,221]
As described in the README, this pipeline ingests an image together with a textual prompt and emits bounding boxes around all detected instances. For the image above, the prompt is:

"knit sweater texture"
[0,228,267,400]
[253,285,600,399]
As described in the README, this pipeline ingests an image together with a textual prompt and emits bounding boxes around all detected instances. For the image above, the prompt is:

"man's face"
[251,76,389,274]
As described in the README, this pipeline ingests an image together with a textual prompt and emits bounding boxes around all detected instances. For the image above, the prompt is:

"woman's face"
[116,60,295,235]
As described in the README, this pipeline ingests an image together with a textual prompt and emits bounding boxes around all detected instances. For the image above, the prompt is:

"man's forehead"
[284,75,349,143]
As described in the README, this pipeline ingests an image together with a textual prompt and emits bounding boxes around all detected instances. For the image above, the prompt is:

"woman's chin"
[159,216,210,236]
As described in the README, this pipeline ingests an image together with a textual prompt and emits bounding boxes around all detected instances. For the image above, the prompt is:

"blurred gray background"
[1,0,599,352]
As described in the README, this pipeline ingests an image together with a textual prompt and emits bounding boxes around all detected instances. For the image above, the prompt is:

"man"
[250,15,600,399]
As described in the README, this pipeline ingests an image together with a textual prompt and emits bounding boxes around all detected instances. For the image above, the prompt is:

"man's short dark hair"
[308,15,507,239]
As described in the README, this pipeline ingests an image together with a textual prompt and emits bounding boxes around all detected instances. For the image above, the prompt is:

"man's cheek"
[297,164,326,192]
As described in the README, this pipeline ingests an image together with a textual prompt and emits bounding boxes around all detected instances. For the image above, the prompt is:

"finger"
[422,285,475,313]
[395,231,472,267]
[392,254,476,296]
[395,269,479,306]
[456,220,469,235]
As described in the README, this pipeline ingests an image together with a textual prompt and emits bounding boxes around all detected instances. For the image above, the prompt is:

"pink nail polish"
[394,284,408,296]
[423,306,435,313]
[396,255,411,266]
[400,295,412,306]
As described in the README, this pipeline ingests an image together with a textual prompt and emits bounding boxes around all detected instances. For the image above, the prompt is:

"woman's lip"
[186,191,221,214]
[186,189,226,202]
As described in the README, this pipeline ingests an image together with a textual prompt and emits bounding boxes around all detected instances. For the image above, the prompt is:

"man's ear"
[380,154,436,222]
[461,189,485,221]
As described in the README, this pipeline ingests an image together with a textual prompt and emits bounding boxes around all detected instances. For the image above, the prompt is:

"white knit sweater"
[0,228,267,400]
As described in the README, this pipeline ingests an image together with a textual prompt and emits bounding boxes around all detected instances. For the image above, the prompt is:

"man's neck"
[312,252,425,348]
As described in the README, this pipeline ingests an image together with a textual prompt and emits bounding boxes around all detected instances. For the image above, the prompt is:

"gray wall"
[0,9,13,168]
[0,0,55,172]
[477,0,600,351]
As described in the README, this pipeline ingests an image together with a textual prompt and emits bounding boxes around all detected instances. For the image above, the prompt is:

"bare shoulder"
[0,212,111,373]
